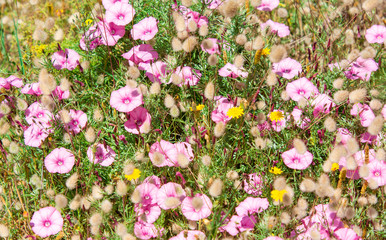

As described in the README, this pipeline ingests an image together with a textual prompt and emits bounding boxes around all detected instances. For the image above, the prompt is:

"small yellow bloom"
[85,19,93,26]
[261,48,270,55]
[190,104,205,111]
[269,167,283,175]
[227,107,244,119]
[269,110,284,122]
[125,168,141,181]
[271,189,287,202]
[279,3,286,7]
[331,163,340,172]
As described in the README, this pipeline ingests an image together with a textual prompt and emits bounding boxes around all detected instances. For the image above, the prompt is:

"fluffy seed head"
[209,179,223,197]
[165,197,181,208]
[349,88,367,104]
[334,90,349,103]
[0,103,10,115]
[39,69,57,95]
[149,82,161,95]
[324,116,337,132]
[0,224,9,238]
[234,55,244,68]
[55,194,68,209]
[357,196,368,207]
[346,156,357,170]
[41,95,55,111]
[89,213,102,226]
[173,12,186,32]
[182,36,197,53]
[362,0,379,11]
[208,54,218,66]
[266,71,278,86]
[66,172,78,190]
[32,28,48,42]
[236,34,247,45]
[164,94,175,108]
[273,177,287,190]
[214,122,226,138]
[219,0,239,18]
[369,99,382,110]
[172,37,182,51]
[254,137,266,149]
[177,153,189,168]
[368,178,378,189]
[367,207,378,219]
[92,185,104,200]
[300,178,316,192]
[199,24,209,36]
[329,145,347,163]
[322,159,332,173]
[368,115,384,135]
[346,138,359,154]
[359,164,370,178]
[192,197,203,211]
[131,189,141,204]
[170,105,180,118]
[204,82,215,100]
[152,151,165,166]
[278,8,288,18]
[280,212,291,225]
[376,149,385,161]
[115,223,127,236]
[252,36,264,50]
[333,78,344,89]
[202,39,214,50]
[93,108,104,122]
[116,180,128,196]
[69,195,81,210]
[101,199,113,213]
[293,138,306,154]
[269,45,287,63]
[85,127,96,143]
[16,98,28,111]
[202,155,211,166]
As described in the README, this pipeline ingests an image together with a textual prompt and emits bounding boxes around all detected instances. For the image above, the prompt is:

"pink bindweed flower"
[286,77,319,101]
[0,75,23,90]
[185,11,209,30]
[350,103,375,127]
[51,49,80,71]
[98,21,126,46]
[211,102,234,123]
[219,63,248,78]
[311,94,336,117]
[135,204,161,223]
[200,38,220,55]
[124,107,151,135]
[66,109,87,134]
[30,207,63,238]
[235,197,269,217]
[263,237,284,240]
[170,230,206,240]
[144,61,170,84]
[87,143,116,166]
[204,0,223,9]
[272,58,302,79]
[243,173,263,196]
[173,66,201,87]
[131,17,158,41]
[134,220,159,240]
[102,0,128,10]
[24,124,49,147]
[143,175,162,188]
[122,44,159,69]
[52,86,70,101]
[175,142,194,161]
[181,193,213,221]
[223,215,243,236]
[25,102,53,129]
[291,107,310,129]
[156,182,186,210]
[365,25,386,44]
[383,105,386,120]
[44,148,75,174]
[135,183,159,206]
[336,128,353,145]
[21,83,42,95]
[344,57,378,81]
[339,149,376,179]
[105,2,135,26]
[334,228,361,240]
[281,148,313,170]
[256,0,279,11]
[364,160,386,187]
[110,86,143,112]
[260,20,290,38]
[149,140,178,167]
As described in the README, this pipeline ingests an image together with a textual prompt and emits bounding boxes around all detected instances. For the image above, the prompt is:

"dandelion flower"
[269,167,283,174]
[125,169,141,181]
[271,189,287,202]
[227,106,244,119]
[269,110,284,122]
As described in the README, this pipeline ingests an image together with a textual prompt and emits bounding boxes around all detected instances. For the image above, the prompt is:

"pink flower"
[98,21,126,46]
[185,11,209,30]
[149,140,178,167]
[131,17,158,41]
[350,103,375,127]
[365,25,386,44]
[135,183,159,206]
[272,58,302,79]
[282,148,313,170]
[44,148,75,174]
[344,57,378,81]
[122,44,159,69]
[156,182,186,210]
[21,83,42,95]
[311,94,336,117]
[0,75,23,90]
[334,228,361,240]
[223,215,243,236]
[263,237,284,240]
[200,38,220,55]
[260,20,290,38]
[25,102,53,129]
[110,86,143,112]
[204,0,223,9]
[291,107,310,129]
[336,128,352,145]
[219,63,248,78]
[124,107,151,134]
[24,124,49,147]
[67,109,87,134]
[235,197,269,217]
[256,0,279,11]
[102,0,128,10]
[173,66,201,87]
[211,102,234,123]
[143,175,162,188]
[51,49,80,71]
[144,61,170,84]
[286,77,319,101]
[105,2,135,26]
[269,110,287,132]
[175,142,194,163]
[169,230,206,240]
[382,104,386,120]
[134,220,159,240]
[181,193,212,221]
[243,173,263,196]
[364,160,386,187]
[52,86,70,101]
[30,207,63,238]
[135,204,161,223]
[87,143,116,166]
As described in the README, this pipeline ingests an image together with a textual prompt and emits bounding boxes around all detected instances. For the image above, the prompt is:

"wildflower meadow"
[1,0,386,239]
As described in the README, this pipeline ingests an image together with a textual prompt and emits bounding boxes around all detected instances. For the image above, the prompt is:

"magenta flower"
[235,197,269,217]
[131,17,158,41]
[66,109,87,134]
[105,2,135,26]
[181,193,212,221]
[44,147,75,174]
[204,0,223,9]
[134,221,159,240]
[344,57,378,81]
[260,20,290,38]
[87,143,116,166]
[144,61,170,84]
[382,104,386,120]
[24,124,49,147]
[223,215,243,236]
[282,148,313,170]
[135,183,159,206]
[243,173,263,196]
[286,77,319,101]
[311,94,336,117]
[30,207,63,238]
[121,44,159,69]
[0,75,23,90]
[272,58,302,79]
[219,63,248,78]
[25,102,53,129]
[99,21,126,46]
[135,204,161,223]
[156,182,186,210]
[52,86,70,101]
[185,10,209,29]
[336,128,353,145]
[200,38,220,55]
[124,107,151,134]
[110,86,143,112]
[173,66,201,87]
[143,175,162,188]
[169,230,206,240]
[149,140,178,167]
[102,0,128,10]
[21,83,42,95]
[256,0,279,11]
[364,160,386,187]
[51,49,80,71]
[175,142,194,163]
[365,25,386,44]
[350,103,375,127]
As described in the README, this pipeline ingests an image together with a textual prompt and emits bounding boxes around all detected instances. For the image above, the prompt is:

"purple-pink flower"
[135,183,159,206]
[181,193,212,221]
[173,66,201,86]
[311,94,336,117]
[24,124,49,147]
[256,0,279,11]
[51,49,80,71]
[200,38,220,55]
[102,0,128,10]
[134,220,159,239]
[110,86,143,112]
[286,77,319,101]
[350,103,375,127]
[156,182,186,210]
[149,140,178,167]
[281,148,313,170]
[44,147,75,174]
[364,160,386,187]
[131,17,158,41]
[124,107,152,134]
[105,2,135,26]
[21,83,42,95]
[144,61,170,84]
[0,75,23,90]
[169,230,206,240]
[243,173,263,196]
[272,58,302,79]
[365,25,386,44]
[87,143,116,166]
[25,102,53,129]
[344,57,378,81]
[235,197,269,217]
[30,207,63,238]
[66,109,87,134]
[122,44,159,69]
[219,63,248,78]
[260,20,290,38]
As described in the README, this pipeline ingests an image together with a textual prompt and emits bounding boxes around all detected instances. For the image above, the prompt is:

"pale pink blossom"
[256,0,279,11]
[169,230,206,240]
[272,58,302,79]
[185,11,209,30]
[144,61,170,84]
[334,228,361,240]
[122,44,159,69]
[350,103,375,127]
[21,83,42,95]
[143,175,162,188]
[344,57,378,81]
[25,102,53,129]
[219,63,248,78]
[181,193,212,221]
[87,143,116,166]
[131,17,158,41]
[291,107,310,129]
[336,128,352,145]
[156,182,186,210]
[235,197,269,217]
[311,94,336,117]
[364,160,386,187]
[52,86,70,100]
[223,215,243,236]
[51,49,80,71]
[204,0,223,9]
[30,207,63,238]
[66,109,87,134]
[110,86,143,112]
[44,148,75,174]
[102,0,128,10]
[135,204,161,223]
[134,220,159,240]
[173,66,201,87]
[260,20,290,38]
[175,142,194,163]
[269,110,287,132]
[286,77,319,101]
[124,107,151,134]
[0,75,23,90]
[149,140,178,167]
[263,237,284,240]
[282,148,313,170]
[24,124,49,147]
[135,183,159,206]
[382,104,386,120]
[200,38,220,55]
[243,173,263,196]
[365,25,386,44]
[105,2,135,26]
[80,20,125,50]
[211,102,234,123]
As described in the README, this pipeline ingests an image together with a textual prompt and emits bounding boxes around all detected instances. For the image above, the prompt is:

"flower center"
[111,30,116,34]
[57,160,63,166]
[118,15,124,20]
[38,113,43,118]
[145,210,149,214]
[298,90,305,95]
[374,171,380,177]
[72,120,78,126]
[144,195,150,200]
[124,99,130,104]
[44,221,51,227]
[293,158,299,164]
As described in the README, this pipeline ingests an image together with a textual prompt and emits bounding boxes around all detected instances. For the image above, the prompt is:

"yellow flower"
[227,107,244,119]
[190,104,205,111]
[269,110,284,122]
[271,189,287,202]
[279,3,286,7]
[269,167,283,175]
[331,163,340,172]
[85,19,93,26]
[261,48,270,55]
[125,169,141,181]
